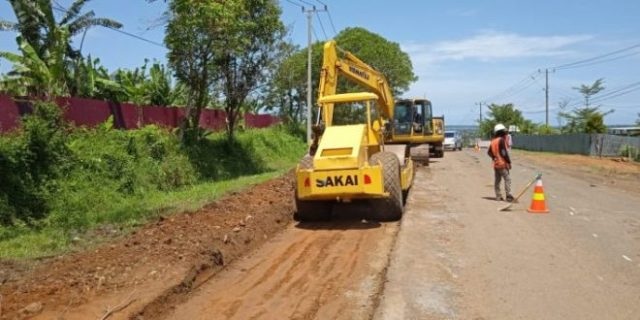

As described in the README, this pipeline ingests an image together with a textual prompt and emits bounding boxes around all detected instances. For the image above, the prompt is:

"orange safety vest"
[490,137,507,169]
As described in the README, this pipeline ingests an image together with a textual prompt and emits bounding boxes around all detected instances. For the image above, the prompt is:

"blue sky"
[1,0,639,125]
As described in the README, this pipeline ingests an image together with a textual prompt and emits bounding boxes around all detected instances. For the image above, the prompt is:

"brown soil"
[0,174,295,320]
[515,150,640,195]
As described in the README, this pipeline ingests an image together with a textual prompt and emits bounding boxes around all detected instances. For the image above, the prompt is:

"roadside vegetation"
[478,79,617,138]
[0,0,420,258]
[0,102,306,258]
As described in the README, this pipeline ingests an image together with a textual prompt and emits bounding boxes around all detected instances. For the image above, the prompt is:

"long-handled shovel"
[498,173,542,211]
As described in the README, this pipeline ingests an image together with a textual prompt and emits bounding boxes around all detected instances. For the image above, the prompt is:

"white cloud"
[402,31,593,67]
[451,9,478,17]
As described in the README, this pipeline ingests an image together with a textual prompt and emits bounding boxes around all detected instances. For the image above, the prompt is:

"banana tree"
[0,30,69,97]
[1,0,122,59]
[145,62,182,106]
[0,0,122,98]
[69,55,124,100]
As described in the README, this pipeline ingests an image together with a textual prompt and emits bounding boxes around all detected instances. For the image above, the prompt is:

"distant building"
[607,127,640,136]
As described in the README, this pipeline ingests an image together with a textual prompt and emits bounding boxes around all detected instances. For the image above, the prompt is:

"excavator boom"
[316,40,444,162]
[318,41,395,125]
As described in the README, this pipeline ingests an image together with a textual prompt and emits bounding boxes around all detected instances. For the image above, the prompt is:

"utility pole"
[539,68,554,127]
[545,68,549,126]
[306,9,312,143]
[303,5,328,144]
[475,102,484,122]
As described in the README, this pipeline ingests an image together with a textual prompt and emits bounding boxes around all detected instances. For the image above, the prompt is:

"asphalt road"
[375,149,640,320]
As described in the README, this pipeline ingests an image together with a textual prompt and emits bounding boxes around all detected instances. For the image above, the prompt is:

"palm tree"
[1,0,122,58]
[0,0,122,97]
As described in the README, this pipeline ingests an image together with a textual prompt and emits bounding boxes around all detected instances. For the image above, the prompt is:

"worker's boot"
[506,194,514,202]
[496,195,504,201]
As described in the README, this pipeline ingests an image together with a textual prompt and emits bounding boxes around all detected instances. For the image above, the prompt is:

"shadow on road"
[295,219,382,231]
[481,196,501,201]
[295,201,386,230]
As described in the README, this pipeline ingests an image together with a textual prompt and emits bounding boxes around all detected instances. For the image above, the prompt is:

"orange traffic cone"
[527,178,549,214]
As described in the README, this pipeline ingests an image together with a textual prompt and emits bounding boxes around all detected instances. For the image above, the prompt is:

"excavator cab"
[392,99,434,137]
[393,99,433,136]
[388,98,443,162]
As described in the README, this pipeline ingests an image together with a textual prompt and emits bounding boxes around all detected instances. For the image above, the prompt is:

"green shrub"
[0,102,69,225]
[0,119,307,256]
[619,145,640,162]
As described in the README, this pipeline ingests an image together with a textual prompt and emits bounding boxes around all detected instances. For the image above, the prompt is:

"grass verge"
[0,121,306,259]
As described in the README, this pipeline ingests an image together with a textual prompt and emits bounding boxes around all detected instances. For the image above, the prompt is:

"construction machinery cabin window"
[393,101,432,135]
[331,101,378,126]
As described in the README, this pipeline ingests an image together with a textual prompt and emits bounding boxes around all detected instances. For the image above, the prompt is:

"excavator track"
[410,144,430,165]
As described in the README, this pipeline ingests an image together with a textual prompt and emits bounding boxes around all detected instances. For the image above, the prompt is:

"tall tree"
[478,103,536,138]
[334,27,417,96]
[263,42,306,125]
[215,0,285,138]
[166,0,285,140]
[267,27,417,127]
[559,79,614,133]
[574,78,605,108]
[165,0,238,139]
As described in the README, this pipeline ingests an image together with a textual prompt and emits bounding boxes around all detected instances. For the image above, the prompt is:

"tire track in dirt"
[3,175,295,320]
[163,220,398,320]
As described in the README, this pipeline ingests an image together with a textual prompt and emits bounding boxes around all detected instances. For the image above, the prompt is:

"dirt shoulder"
[1,174,295,319]
[514,150,640,195]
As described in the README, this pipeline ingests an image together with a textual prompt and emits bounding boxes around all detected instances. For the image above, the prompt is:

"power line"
[313,0,337,36]
[311,24,320,42]
[283,0,304,10]
[593,81,640,100]
[481,71,537,102]
[314,11,328,40]
[51,5,166,48]
[552,42,640,70]
[592,87,640,104]
[106,27,165,48]
[324,11,338,36]
[567,81,640,108]
[496,79,541,103]
[296,0,317,7]
[483,72,540,103]
[555,50,640,70]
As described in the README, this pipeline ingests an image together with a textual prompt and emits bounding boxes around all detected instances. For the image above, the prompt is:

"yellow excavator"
[312,40,445,164]
[389,98,445,162]
[294,40,414,221]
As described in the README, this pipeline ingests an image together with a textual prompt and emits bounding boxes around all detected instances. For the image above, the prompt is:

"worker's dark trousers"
[494,168,511,199]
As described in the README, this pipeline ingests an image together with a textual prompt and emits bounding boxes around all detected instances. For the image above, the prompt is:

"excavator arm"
[317,40,395,125]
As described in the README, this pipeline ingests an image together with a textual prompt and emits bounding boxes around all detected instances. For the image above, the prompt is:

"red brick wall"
[0,94,280,133]
[0,95,20,132]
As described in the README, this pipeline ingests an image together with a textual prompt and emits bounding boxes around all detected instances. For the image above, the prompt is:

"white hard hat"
[494,123,506,133]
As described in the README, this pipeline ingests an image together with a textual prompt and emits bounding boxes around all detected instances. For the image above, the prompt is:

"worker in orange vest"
[487,123,513,202]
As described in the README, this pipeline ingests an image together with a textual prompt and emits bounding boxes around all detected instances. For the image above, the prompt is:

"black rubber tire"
[294,155,332,222]
[369,152,403,221]
[401,160,415,205]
